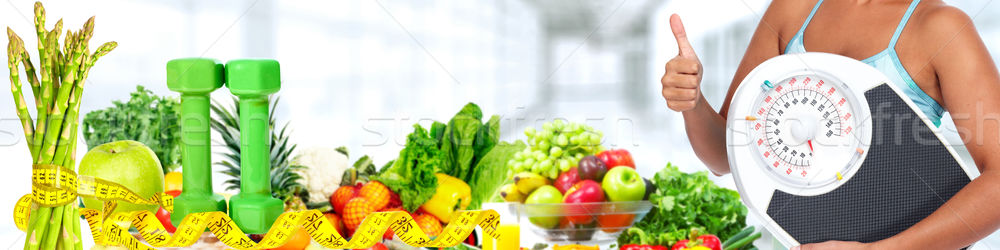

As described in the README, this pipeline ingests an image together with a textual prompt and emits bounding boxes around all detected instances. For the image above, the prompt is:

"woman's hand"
[661,14,704,112]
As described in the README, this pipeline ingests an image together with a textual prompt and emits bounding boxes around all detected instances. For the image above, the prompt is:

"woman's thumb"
[670,14,697,58]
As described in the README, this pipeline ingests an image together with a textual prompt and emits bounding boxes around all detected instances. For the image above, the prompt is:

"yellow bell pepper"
[552,244,600,250]
[420,173,471,223]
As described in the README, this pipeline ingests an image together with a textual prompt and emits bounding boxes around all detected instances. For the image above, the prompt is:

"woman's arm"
[799,6,1000,250]
[881,6,1000,249]
[665,1,801,175]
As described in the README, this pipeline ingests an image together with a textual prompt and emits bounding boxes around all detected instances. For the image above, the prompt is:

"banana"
[500,184,526,202]
[514,172,550,194]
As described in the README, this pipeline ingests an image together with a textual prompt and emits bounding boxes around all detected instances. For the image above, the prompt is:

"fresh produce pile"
[617,163,749,248]
[82,85,182,174]
[621,226,761,250]
[314,103,522,244]
[501,120,651,241]
[7,2,117,249]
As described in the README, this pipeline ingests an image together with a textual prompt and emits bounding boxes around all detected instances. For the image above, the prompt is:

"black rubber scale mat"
[765,84,971,244]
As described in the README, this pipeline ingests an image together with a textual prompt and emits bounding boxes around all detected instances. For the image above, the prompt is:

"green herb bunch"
[82,85,182,173]
[618,163,748,247]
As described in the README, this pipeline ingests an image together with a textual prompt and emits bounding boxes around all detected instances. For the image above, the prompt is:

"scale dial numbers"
[748,75,864,187]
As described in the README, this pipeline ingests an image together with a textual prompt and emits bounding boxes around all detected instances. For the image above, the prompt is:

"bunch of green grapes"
[508,120,604,179]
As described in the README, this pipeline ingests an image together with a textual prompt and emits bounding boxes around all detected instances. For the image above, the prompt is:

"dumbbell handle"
[238,95,271,196]
[179,94,213,195]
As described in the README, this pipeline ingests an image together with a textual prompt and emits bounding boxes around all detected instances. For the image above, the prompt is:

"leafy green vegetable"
[432,103,501,183]
[449,105,483,181]
[375,102,503,211]
[373,124,442,212]
[618,163,747,247]
[467,140,526,210]
[82,85,181,173]
[474,115,501,163]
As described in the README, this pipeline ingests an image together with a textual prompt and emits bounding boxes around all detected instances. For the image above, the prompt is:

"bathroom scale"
[725,52,977,247]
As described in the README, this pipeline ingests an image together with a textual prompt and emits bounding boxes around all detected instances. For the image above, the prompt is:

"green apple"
[602,167,645,201]
[524,185,563,229]
[79,140,164,214]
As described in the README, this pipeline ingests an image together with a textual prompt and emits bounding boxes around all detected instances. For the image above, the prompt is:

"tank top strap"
[888,0,922,49]
[795,0,826,39]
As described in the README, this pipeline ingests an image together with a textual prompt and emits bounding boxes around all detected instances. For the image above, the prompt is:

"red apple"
[554,168,580,194]
[563,180,605,224]
[597,149,635,169]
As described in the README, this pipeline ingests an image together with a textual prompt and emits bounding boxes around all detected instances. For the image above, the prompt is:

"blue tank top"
[784,0,944,126]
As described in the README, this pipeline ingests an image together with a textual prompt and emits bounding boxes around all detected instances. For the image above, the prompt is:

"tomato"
[164,190,182,198]
[597,149,635,169]
[697,235,722,250]
[596,213,634,233]
[155,207,176,233]
[271,228,310,250]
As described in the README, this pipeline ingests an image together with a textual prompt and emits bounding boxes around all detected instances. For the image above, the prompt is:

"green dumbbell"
[166,58,228,226]
[226,59,284,234]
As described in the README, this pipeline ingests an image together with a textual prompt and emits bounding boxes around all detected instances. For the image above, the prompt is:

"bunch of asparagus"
[7,2,116,250]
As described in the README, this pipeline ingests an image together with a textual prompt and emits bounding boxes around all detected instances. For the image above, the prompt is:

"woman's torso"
[778,0,946,126]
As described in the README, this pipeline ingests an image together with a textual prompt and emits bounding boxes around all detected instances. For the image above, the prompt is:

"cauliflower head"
[292,146,350,203]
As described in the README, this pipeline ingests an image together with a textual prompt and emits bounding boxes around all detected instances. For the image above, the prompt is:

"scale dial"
[747,73,867,187]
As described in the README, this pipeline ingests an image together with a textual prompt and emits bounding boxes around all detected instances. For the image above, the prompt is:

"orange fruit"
[164,171,183,192]
[330,185,358,215]
[343,197,372,231]
[271,227,310,250]
[323,213,346,235]
[359,181,391,211]
[414,213,442,237]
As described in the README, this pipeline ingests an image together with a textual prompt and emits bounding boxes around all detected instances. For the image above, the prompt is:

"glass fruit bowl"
[513,201,653,242]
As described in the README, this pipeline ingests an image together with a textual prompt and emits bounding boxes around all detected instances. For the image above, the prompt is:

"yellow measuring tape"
[14,164,501,249]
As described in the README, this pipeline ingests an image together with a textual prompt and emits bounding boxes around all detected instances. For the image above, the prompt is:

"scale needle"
[808,140,814,152]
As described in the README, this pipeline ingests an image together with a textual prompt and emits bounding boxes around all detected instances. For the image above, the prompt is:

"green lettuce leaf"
[372,124,441,212]
[468,140,526,210]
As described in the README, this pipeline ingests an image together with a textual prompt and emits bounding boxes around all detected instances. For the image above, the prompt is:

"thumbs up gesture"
[662,14,704,112]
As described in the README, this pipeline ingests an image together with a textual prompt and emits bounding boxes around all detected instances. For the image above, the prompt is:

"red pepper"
[622,244,668,250]
[597,149,635,169]
[697,234,722,250]
[671,239,690,250]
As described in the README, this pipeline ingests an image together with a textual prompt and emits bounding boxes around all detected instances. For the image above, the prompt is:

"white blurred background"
[1,0,999,248]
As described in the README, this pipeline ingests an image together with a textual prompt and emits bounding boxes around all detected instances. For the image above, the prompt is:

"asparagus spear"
[41,205,63,250]
[72,208,81,250]
[60,204,74,250]
[32,20,63,160]
[7,28,40,106]
[7,30,34,145]
[51,26,89,166]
